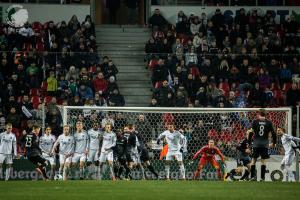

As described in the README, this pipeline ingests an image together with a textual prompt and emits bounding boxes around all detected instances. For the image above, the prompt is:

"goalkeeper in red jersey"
[193,140,225,180]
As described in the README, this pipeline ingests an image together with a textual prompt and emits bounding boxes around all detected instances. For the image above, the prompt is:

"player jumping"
[99,123,116,180]
[157,124,187,180]
[52,125,74,180]
[249,109,276,181]
[193,139,225,180]
[277,127,300,182]
[0,123,17,181]
[39,126,56,179]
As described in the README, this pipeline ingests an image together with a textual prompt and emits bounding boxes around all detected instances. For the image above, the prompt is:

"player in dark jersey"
[21,124,49,180]
[125,124,146,180]
[113,126,132,180]
[249,109,276,181]
[225,129,252,181]
[128,124,159,179]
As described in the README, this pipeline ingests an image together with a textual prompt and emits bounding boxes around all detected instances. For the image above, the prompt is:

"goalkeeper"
[193,140,225,180]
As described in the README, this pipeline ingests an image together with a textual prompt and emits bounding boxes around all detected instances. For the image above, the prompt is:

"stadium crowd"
[0,15,125,152]
[146,8,300,111]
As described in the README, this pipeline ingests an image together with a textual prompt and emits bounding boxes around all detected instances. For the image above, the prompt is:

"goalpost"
[62,106,294,181]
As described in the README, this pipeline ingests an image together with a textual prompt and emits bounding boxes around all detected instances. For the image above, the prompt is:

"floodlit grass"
[0,180,299,200]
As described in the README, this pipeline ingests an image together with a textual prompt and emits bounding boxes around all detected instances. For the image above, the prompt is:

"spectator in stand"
[66,65,79,81]
[151,58,168,87]
[149,98,158,107]
[46,71,58,97]
[94,93,107,107]
[104,60,119,80]
[68,15,81,34]
[107,76,119,95]
[154,80,173,106]
[93,72,108,97]
[107,89,125,107]
[148,9,169,29]
[82,15,95,39]
[77,84,93,101]
[6,107,21,129]
[69,95,84,106]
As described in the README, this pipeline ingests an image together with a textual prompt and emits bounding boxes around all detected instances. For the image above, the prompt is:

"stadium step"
[96,32,150,37]
[97,40,145,44]
[119,88,152,96]
[111,59,145,66]
[118,68,148,73]
[117,72,149,81]
[96,26,152,106]
[98,44,145,51]
[104,54,145,59]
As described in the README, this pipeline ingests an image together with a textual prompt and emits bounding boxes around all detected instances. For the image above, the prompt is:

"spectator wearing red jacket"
[93,72,108,96]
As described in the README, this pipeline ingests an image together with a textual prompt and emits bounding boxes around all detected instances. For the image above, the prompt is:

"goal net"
[62,106,293,181]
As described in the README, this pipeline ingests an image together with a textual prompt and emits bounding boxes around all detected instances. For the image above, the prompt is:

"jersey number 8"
[259,125,265,136]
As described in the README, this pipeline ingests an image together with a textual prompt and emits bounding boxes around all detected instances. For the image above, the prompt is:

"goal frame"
[62,106,295,181]
[62,106,293,136]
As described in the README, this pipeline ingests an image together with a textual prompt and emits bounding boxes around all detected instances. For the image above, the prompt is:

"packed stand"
[0,14,124,152]
[145,8,300,151]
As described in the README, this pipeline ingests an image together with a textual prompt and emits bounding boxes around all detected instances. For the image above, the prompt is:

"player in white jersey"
[39,126,56,179]
[52,125,74,180]
[72,121,89,179]
[157,124,187,180]
[0,123,17,180]
[99,123,116,180]
[87,122,101,179]
[277,127,300,182]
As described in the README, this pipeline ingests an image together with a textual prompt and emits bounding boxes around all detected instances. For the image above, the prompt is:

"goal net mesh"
[63,107,291,180]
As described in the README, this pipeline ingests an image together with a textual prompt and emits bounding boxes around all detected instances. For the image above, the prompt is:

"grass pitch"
[0,181,299,200]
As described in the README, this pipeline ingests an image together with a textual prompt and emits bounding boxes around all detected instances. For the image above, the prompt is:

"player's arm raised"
[286,135,300,142]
